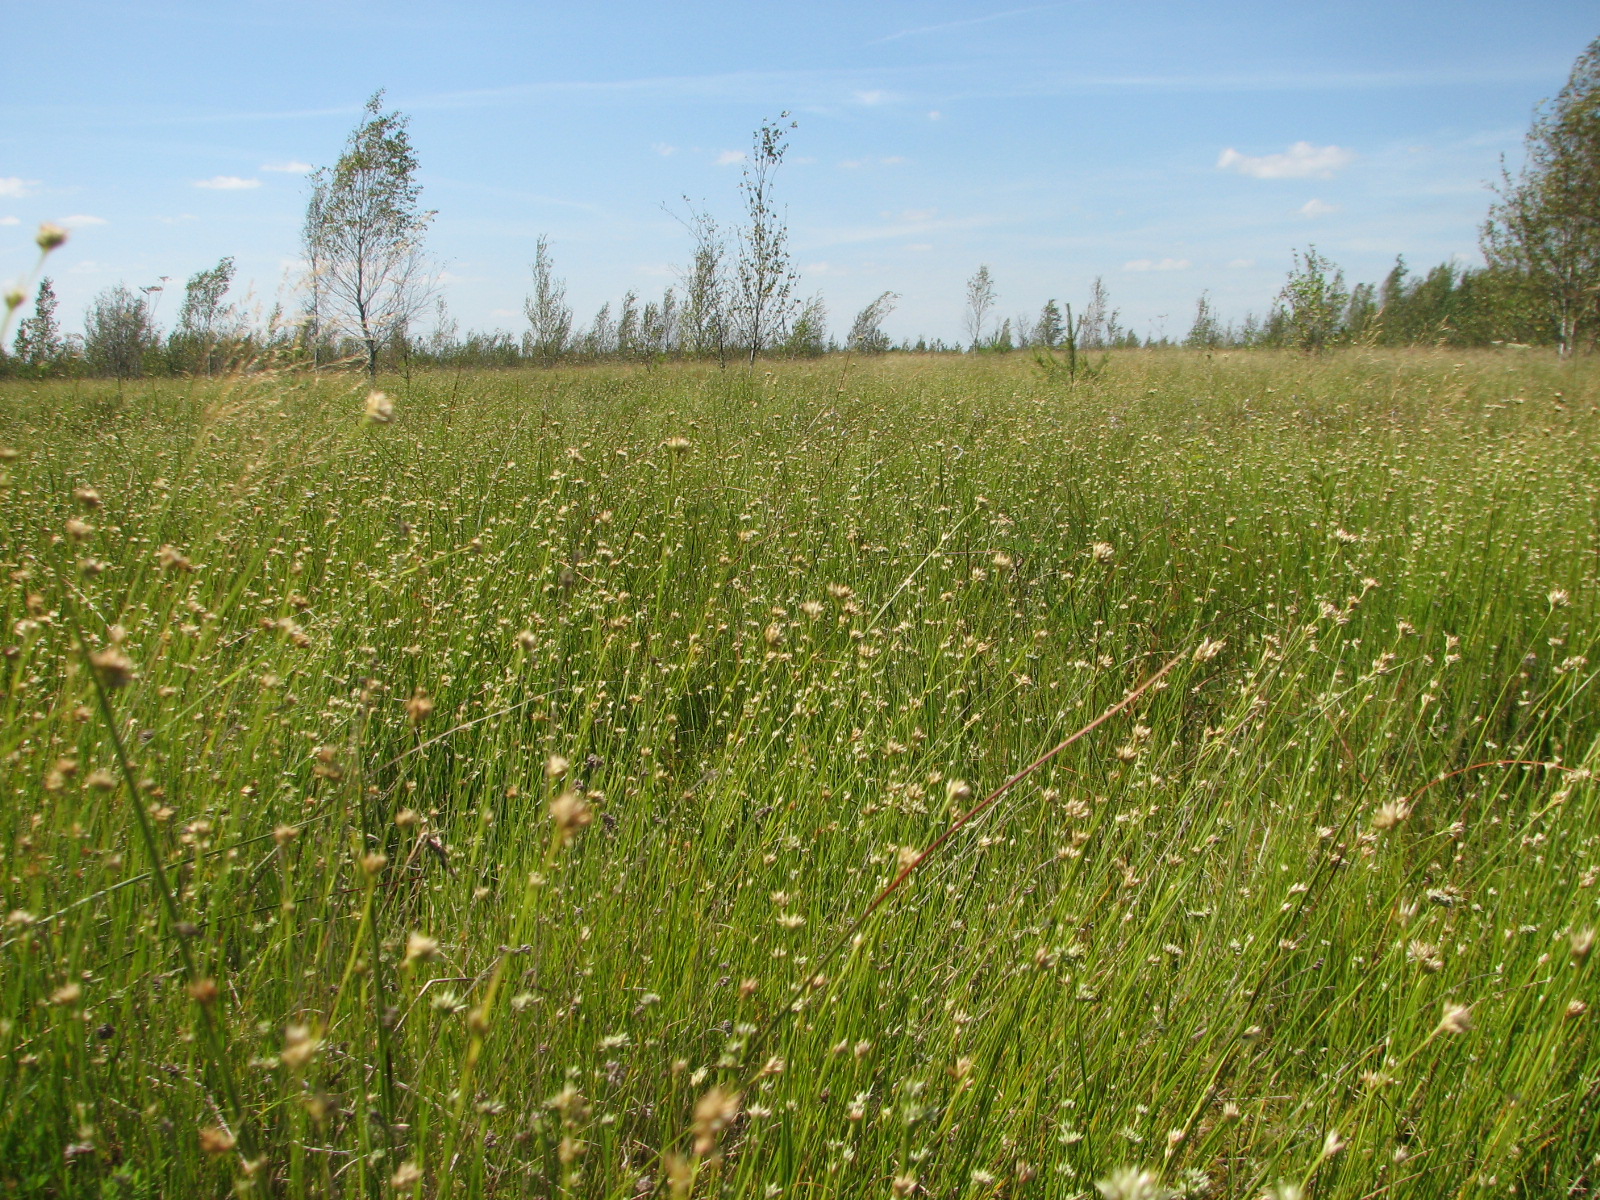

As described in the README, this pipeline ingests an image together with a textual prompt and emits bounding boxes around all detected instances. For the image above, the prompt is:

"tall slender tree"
[847,291,899,354]
[1483,35,1600,356]
[963,265,996,349]
[1184,291,1223,349]
[172,257,236,374]
[12,278,63,373]
[732,115,799,365]
[523,236,572,364]
[1035,299,1064,349]
[303,90,435,376]
[678,202,729,363]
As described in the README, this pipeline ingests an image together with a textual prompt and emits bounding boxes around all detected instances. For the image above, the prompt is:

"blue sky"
[2,1,1594,345]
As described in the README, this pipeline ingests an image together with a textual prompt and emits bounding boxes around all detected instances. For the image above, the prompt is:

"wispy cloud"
[807,212,995,249]
[0,215,19,226]
[1123,257,1191,272]
[0,177,41,198]
[715,150,746,165]
[839,156,907,169]
[1299,198,1340,217]
[58,214,108,228]
[261,160,312,174]
[652,143,677,157]
[195,175,262,190]
[871,4,1064,44]
[852,89,899,106]
[1227,258,1256,269]
[1217,141,1355,179]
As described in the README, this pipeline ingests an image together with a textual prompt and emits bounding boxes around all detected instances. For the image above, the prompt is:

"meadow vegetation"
[1,349,1597,1198]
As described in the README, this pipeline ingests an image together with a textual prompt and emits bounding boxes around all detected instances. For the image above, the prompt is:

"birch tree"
[304,91,435,376]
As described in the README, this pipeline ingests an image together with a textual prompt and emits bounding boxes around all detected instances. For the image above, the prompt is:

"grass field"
[1,349,1598,1199]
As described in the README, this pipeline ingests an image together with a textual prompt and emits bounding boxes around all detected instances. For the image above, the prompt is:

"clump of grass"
[0,348,1597,1197]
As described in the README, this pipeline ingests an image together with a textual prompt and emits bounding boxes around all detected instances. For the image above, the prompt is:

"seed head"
[65,517,94,542]
[404,931,441,967]
[1090,541,1116,564]
[1094,1166,1170,1200]
[363,390,395,424]
[663,436,692,455]
[404,688,434,725]
[3,288,22,312]
[89,646,136,689]
[187,978,219,1006]
[198,1126,236,1157]
[1192,637,1226,663]
[280,1023,321,1070]
[1571,927,1594,962]
[1435,1003,1473,1036]
[51,983,83,1007]
[692,1086,740,1156]
[1371,800,1412,831]
[73,486,102,510]
[549,791,592,843]
[156,545,195,572]
[391,1161,423,1189]
[36,223,69,252]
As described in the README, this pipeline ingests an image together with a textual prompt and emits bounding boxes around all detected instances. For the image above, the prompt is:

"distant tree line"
[4,36,1595,379]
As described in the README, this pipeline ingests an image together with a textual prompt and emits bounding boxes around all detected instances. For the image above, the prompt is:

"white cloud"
[1123,257,1191,272]
[0,215,19,226]
[904,242,934,252]
[927,110,942,120]
[195,175,262,190]
[58,214,108,228]
[1226,257,1256,269]
[489,308,520,319]
[898,208,938,222]
[261,161,313,174]
[0,177,40,198]
[853,89,897,106]
[652,143,677,157]
[839,156,906,169]
[715,150,746,165]
[1217,141,1355,179]
[1299,198,1339,217]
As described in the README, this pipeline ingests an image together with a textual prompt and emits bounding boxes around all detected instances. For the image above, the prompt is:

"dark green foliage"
[82,284,158,379]
[11,277,63,375]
